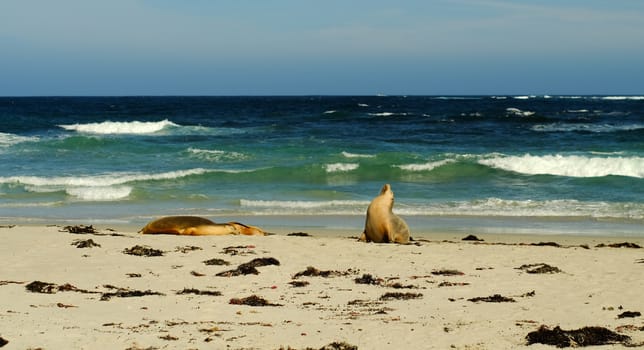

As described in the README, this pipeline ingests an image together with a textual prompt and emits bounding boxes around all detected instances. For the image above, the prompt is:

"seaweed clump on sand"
[229,295,282,307]
[462,234,484,241]
[71,239,101,248]
[287,232,312,237]
[379,292,423,301]
[278,342,358,350]
[526,325,631,347]
[25,281,95,294]
[100,285,164,301]
[431,269,464,276]
[618,311,641,319]
[176,288,221,296]
[468,294,516,303]
[293,266,350,279]
[62,225,97,234]
[354,274,384,285]
[516,263,562,274]
[216,257,280,277]
[596,242,642,249]
[203,258,230,266]
[123,245,164,257]
[0,336,8,347]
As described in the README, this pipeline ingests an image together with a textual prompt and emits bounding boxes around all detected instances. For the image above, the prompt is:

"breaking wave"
[532,123,644,133]
[59,119,179,135]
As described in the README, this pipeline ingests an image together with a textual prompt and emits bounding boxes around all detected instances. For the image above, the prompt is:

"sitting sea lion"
[140,216,267,236]
[360,184,410,244]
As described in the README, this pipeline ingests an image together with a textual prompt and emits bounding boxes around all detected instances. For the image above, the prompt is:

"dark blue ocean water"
[1,96,642,236]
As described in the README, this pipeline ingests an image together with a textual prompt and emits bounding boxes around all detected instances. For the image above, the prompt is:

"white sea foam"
[368,112,395,117]
[325,163,359,173]
[323,110,337,114]
[532,123,644,133]
[395,198,643,220]
[395,159,455,172]
[566,109,590,113]
[599,96,644,101]
[66,186,132,201]
[479,154,644,178]
[0,132,39,147]
[341,151,375,159]
[240,199,369,215]
[506,108,535,117]
[513,96,534,100]
[357,103,369,107]
[187,148,246,161]
[59,119,179,135]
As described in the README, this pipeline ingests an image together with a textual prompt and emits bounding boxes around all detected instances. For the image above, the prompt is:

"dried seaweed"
[175,245,202,253]
[71,239,101,248]
[62,225,97,234]
[216,257,280,277]
[25,281,97,295]
[176,288,221,296]
[221,245,256,256]
[462,234,484,241]
[596,242,642,248]
[531,242,561,247]
[526,325,631,347]
[203,258,230,266]
[123,245,164,257]
[293,266,350,279]
[288,280,310,287]
[100,286,164,301]
[354,274,383,285]
[0,336,7,347]
[516,263,562,274]
[278,342,357,350]
[287,232,312,237]
[229,295,282,307]
[379,292,423,301]
[468,294,515,303]
[431,269,464,276]
[617,311,641,319]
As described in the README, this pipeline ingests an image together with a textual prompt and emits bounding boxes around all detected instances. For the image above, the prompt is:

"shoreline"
[1,224,643,348]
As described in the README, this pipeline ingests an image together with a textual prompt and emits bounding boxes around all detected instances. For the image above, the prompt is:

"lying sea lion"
[140,216,267,236]
[360,184,410,244]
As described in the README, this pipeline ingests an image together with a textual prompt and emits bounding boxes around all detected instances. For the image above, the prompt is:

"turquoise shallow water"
[1,96,642,236]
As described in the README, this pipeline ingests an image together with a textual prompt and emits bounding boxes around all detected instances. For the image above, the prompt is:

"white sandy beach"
[0,224,643,349]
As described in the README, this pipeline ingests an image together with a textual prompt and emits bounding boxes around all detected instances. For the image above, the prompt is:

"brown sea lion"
[140,216,267,236]
[360,184,411,244]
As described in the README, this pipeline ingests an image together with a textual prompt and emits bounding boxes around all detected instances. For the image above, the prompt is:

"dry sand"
[0,224,643,349]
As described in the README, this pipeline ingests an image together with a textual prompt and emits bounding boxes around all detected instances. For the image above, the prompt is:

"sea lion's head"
[379,183,394,208]
[228,222,267,236]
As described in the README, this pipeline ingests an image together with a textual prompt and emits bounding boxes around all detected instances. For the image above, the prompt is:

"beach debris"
[71,238,101,248]
[216,257,280,277]
[462,234,484,241]
[526,325,631,347]
[287,232,312,237]
[126,273,142,278]
[0,224,15,228]
[438,281,470,287]
[25,281,95,294]
[354,274,384,285]
[62,224,97,234]
[221,245,256,256]
[0,336,7,347]
[56,302,77,308]
[617,311,641,319]
[288,280,310,287]
[278,342,357,350]
[100,285,164,301]
[176,288,221,296]
[203,258,230,266]
[637,259,644,264]
[123,245,164,257]
[293,266,351,279]
[0,280,24,286]
[431,269,464,276]
[531,242,561,247]
[468,294,516,303]
[175,245,202,253]
[229,295,282,307]
[379,292,423,301]
[516,263,562,274]
[596,242,642,249]
[159,334,179,341]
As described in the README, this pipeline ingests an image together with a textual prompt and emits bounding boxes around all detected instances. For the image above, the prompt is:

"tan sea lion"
[360,184,411,244]
[140,216,267,236]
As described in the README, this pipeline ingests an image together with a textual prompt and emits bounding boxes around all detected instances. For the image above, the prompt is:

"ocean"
[1,96,642,237]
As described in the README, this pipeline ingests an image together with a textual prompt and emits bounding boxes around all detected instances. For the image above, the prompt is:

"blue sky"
[1,0,643,95]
